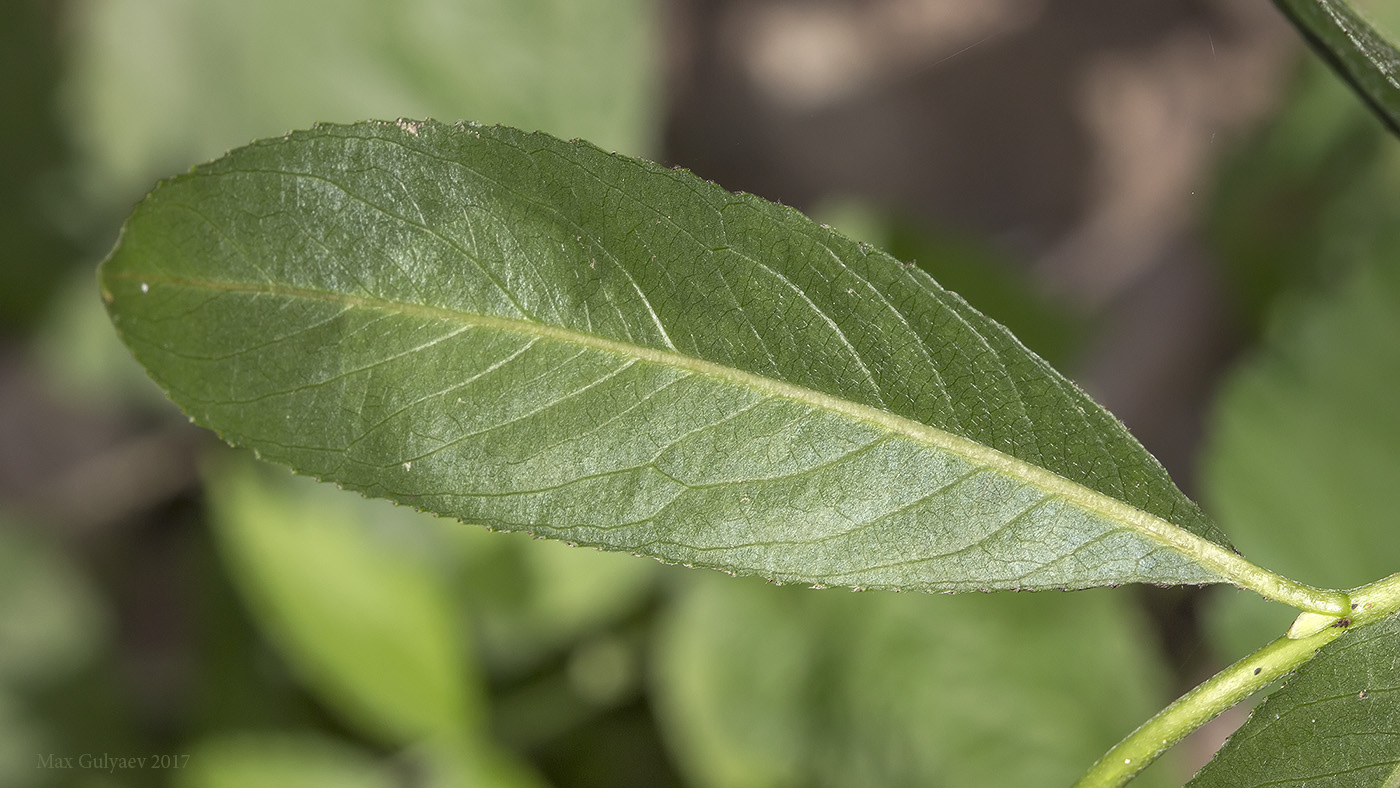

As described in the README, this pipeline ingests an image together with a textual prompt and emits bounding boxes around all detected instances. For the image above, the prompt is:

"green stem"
[1351,572,1400,618]
[1073,625,1347,788]
[1076,572,1400,788]
[1217,566,1349,616]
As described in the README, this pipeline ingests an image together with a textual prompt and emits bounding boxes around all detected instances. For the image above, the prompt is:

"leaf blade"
[1275,0,1400,136]
[207,457,480,745]
[653,576,1182,788]
[104,121,1281,594]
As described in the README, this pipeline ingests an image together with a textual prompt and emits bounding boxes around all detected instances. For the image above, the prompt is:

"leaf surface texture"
[103,121,1233,592]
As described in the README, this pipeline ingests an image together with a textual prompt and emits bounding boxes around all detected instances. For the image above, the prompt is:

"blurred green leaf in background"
[208,460,483,749]
[206,459,547,787]
[0,2,77,330]
[178,733,397,788]
[1207,1,1400,335]
[63,0,658,206]
[654,577,1179,788]
[0,520,105,788]
[1203,0,1400,659]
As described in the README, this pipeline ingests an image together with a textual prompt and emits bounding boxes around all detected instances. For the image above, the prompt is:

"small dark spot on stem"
[1253,667,1262,675]
[1331,617,1352,628]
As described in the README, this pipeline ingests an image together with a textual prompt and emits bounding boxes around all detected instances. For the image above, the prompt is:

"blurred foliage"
[63,0,658,213]
[653,576,1177,788]
[452,514,656,681]
[1207,260,1400,590]
[1202,242,1400,657]
[0,517,105,787]
[32,268,172,411]
[207,459,486,747]
[7,0,1400,783]
[0,1,78,330]
[0,521,104,685]
[1207,1,1400,334]
[177,733,394,788]
[1202,1,1400,659]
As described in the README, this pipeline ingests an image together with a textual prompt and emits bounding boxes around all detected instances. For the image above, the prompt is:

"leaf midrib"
[107,268,1251,581]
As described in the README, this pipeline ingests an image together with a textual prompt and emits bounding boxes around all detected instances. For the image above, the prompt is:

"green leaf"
[1275,0,1400,136]
[653,575,1181,788]
[453,525,655,676]
[206,455,480,745]
[1188,613,1400,787]
[102,120,1326,600]
[0,518,104,686]
[0,516,105,788]
[0,693,42,788]
[64,0,657,208]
